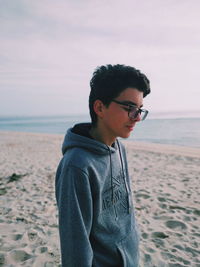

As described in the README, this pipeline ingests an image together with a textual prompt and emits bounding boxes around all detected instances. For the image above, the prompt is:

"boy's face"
[100,87,144,141]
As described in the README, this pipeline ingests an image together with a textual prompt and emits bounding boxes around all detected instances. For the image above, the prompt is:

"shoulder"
[56,149,91,188]
[61,146,98,172]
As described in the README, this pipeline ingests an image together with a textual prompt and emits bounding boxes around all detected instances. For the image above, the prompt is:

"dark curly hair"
[89,64,151,126]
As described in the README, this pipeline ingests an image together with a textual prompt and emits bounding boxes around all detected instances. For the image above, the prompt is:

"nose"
[130,112,141,122]
[135,112,142,121]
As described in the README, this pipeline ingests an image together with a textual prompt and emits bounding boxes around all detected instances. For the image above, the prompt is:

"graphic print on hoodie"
[55,123,139,267]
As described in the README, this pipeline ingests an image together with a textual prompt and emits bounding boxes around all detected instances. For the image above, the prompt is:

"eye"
[123,107,130,112]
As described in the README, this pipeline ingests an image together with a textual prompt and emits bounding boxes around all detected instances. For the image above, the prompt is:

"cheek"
[111,113,128,128]
[103,107,128,128]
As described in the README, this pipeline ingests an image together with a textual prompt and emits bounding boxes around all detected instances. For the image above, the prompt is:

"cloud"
[0,0,200,115]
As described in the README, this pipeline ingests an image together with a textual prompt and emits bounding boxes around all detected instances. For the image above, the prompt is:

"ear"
[93,100,105,119]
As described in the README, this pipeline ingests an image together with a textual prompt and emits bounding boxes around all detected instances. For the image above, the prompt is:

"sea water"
[0,115,200,148]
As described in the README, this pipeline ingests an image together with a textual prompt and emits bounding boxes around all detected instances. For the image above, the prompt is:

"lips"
[126,125,135,131]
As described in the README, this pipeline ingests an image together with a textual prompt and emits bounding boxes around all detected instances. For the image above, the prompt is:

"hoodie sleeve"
[56,162,93,267]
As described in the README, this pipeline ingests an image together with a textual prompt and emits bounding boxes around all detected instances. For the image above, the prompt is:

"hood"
[61,122,129,217]
[62,123,118,155]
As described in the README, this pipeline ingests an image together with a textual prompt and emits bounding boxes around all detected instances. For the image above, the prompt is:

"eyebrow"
[121,101,143,108]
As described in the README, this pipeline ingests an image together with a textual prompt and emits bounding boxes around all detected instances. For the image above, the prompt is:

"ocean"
[0,115,200,148]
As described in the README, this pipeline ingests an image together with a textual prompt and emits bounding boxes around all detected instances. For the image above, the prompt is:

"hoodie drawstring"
[108,147,114,203]
[108,141,130,217]
[108,146,118,219]
[117,140,130,214]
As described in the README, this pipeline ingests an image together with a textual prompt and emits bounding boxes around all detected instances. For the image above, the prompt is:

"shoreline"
[1,131,200,266]
[1,130,200,158]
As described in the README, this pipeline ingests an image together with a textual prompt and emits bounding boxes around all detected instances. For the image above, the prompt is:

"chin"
[119,132,131,139]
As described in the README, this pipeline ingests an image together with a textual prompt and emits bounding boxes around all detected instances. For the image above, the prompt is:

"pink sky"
[1,0,200,116]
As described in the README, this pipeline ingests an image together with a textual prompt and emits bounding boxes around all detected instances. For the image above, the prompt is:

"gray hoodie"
[55,123,139,267]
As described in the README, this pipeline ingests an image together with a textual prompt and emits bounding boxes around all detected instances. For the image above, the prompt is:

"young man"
[55,64,151,266]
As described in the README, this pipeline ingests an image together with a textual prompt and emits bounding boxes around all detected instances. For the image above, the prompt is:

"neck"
[89,124,115,146]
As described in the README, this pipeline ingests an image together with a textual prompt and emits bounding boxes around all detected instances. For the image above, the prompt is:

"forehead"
[116,87,144,106]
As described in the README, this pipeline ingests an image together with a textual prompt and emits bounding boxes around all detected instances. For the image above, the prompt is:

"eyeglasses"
[112,100,149,121]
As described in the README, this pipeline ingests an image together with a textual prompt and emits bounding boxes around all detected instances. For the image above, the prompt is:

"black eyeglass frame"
[112,99,149,121]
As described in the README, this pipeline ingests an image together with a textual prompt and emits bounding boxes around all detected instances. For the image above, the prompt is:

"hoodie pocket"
[116,228,140,267]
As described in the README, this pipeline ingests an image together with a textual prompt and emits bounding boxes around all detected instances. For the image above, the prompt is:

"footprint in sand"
[12,234,23,241]
[141,232,148,239]
[165,220,187,230]
[161,251,191,265]
[158,203,168,209]
[10,250,32,262]
[151,232,169,239]
[143,253,152,265]
[39,246,48,253]
[0,187,7,196]
[193,209,200,216]
[145,246,155,253]
[0,253,5,266]
[44,263,54,267]
[157,197,167,202]
[135,193,151,199]
[154,239,165,248]
[27,231,38,242]
[173,244,184,251]
[185,246,200,257]
[183,215,192,223]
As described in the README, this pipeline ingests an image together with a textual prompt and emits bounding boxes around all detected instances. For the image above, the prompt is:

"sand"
[0,131,200,267]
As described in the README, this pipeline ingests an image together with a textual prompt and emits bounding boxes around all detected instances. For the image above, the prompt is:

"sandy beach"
[0,131,200,267]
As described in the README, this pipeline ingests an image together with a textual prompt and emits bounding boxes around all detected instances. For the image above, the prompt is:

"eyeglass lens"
[129,108,147,120]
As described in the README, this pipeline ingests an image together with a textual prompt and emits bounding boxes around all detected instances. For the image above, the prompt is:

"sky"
[1,0,200,117]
